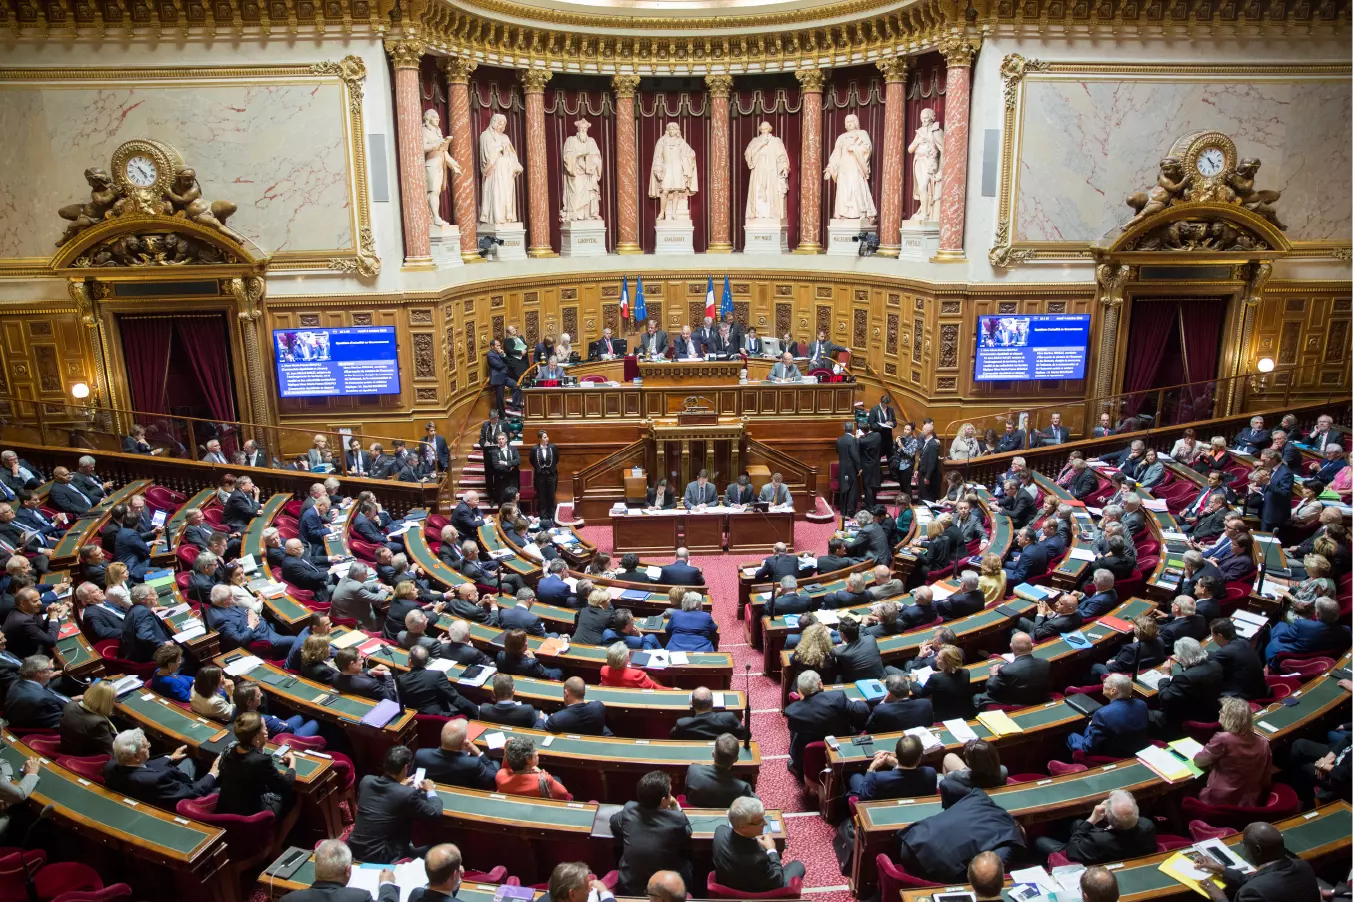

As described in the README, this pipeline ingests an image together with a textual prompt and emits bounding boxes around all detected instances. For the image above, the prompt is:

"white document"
[562,576,579,591]
[903,726,942,752]
[172,623,207,643]
[645,651,670,669]
[484,732,507,750]
[520,543,544,561]
[1010,867,1059,894]
[1161,530,1188,542]
[236,554,258,573]
[1194,838,1254,874]
[426,658,455,673]
[742,566,759,577]
[930,584,955,600]
[224,655,263,677]
[712,692,726,709]
[668,651,689,665]
[910,666,935,687]
[1068,548,1098,562]
[1136,669,1167,689]
[943,718,979,743]
[646,566,663,580]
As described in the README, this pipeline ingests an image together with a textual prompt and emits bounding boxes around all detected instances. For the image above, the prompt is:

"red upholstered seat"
[283,499,304,518]
[1270,655,1335,678]
[1047,837,1190,868]
[23,735,61,758]
[1180,783,1301,832]
[580,375,606,384]
[175,794,276,869]
[51,886,133,902]
[176,543,199,571]
[1188,821,1238,842]
[707,873,803,899]
[518,468,537,512]
[876,853,944,895]
[55,755,108,785]
[1046,760,1088,777]
[201,507,225,528]
[349,539,382,563]
[91,640,155,678]
[0,850,103,902]
[463,867,508,885]
[145,485,186,511]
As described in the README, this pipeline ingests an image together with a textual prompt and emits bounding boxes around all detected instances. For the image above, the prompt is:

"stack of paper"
[1136,745,1200,782]
[975,709,1023,736]
[903,726,943,752]
[942,718,979,743]
[1142,498,1169,512]
[930,584,955,600]
[1136,669,1168,690]
[330,631,367,649]
[1167,737,1207,764]
[909,666,935,687]
[646,566,663,580]
[224,655,263,677]
[1232,609,1268,639]
[1068,547,1098,562]
[1158,851,1219,898]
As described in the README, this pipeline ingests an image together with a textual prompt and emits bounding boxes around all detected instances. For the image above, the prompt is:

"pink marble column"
[386,38,431,266]
[705,74,734,253]
[521,68,555,258]
[875,57,909,258]
[441,57,481,263]
[935,36,979,262]
[613,75,642,255]
[794,68,826,254]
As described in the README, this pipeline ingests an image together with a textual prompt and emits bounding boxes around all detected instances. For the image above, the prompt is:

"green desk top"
[477,524,537,577]
[241,494,291,557]
[436,784,597,830]
[830,699,1082,763]
[463,621,732,671]
[1032,474,1095,579]
[158,488,217,554]
[0,733,220,859]
[858,759,1177,831]
[55,629,96,671]
[468,723,759,767]
[221,655,413,730]
[405,529,472,589]
[1250,653,1352,740]
[958,598,1153,684]
[52,514,104,560]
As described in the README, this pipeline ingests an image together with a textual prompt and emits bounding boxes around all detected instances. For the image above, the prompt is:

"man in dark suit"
[589,328,627,360]
[1000,480,1037,530]
[658,548,703,586]
[896,788,1026,882]
[844,510,892,564]
[486,338,521,417]
[804,330,839,369]
[14,494,64,543]
[1,589,62,659]
[1152,637,1223,730]
[614,553,651,585]
[684,733,756,808]
[711,796,805,892]
[340,439,370,477]
[784,670,869,776]
[847,734,938,801]
[451,495,485,540]
[1075,570,1119,619]
[766,576,817,619]
[672,326,703,360]
[866,397,897,452]
[121,585,173,662]
[0,452,41,496]
[477,674,544,728]
[822,572,871,610]
[179,509,215,551]
[348,745,442,865]
[79,582,128,642]
[1033,790,1157,864]
[47,467,96,516]
[725,475,756,507]
[440,619,492,667]
[1259,452,1295,533]
[709,324,739,356]
[1232,416,1270,455]
[975,632,1051,708]
[333,648,397,702]
[864,675,934,733]
[486,434,520,505]
[1016,593,1084,642]
[1034,412,1071,447]
[4,655,70,729]
[1068,460,1099,501]
[1189,496,1231,543]
[528,431,560,521]
[638,320,668,358]
[670,686,748,740]
[498,589,548,636]
[935,571,986,620]
[836,424,861,516]
[815,538,860,574]
[1157,596,1209,649]
[535,559,573,606]
[834,616,887,682]
[917,423,943,502]
[682,471,718,509]
[1195,822,1319,902]
[71,457,112,504]
[544,677,611,735]
[858,431,884,510]
[1208,619,1268,700]
[396,645,477,717]
[753,543,800,582]
[281,538,334,602]
[609,771,693,895]
[1003,527,1049,585]
[103,727,218,806]
[414,720,499,790]
[1065,674,1149,759]
[996,421,1026,453]
[279,839,400,902]
[421,421,450,473]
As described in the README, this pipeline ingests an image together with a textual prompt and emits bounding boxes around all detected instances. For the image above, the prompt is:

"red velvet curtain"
[545,81,618,254]
[729,76,802,251]
[821,65,887,236]
[902,52,947,222]
[419,57,453,226]
[118,316,174,415]
[1122,301,1178,417]
[636,85,711,253]
[174,315,237,424]
[469,67,529,227]
[1177,299,1227,422]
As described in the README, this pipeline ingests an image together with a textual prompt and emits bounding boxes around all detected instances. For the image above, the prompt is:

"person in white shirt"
[769,352,801,383]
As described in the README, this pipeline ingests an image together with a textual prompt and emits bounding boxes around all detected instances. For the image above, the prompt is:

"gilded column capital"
[439,56,478,85]
[520,68,552,93]
[1095,263,1130,308]
[384,38,426,69]
[705,73,734,97]
[612,74,641,98]
[794,67,826,92]
[938,35,981,67]
[877,56,910,83]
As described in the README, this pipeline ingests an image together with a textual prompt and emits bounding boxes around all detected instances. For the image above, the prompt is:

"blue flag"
[634,277,647,321]
[720,275,733,318]
[619,275,630,319]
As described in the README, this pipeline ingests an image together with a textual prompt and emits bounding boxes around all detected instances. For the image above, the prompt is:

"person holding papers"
[757,472,793,508]
[349,745,441,864]
[1192,822,1320,902]
[935,571,985,620]
[1065,673,1149,758]
[1093,615,1165,678]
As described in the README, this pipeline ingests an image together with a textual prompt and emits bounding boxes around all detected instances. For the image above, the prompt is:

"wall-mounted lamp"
[1255,357,1275,392]
[70,382,91,400]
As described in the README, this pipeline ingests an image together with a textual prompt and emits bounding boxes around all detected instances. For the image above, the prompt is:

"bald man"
[974,631,1052,708]
[280,537,333,602]
[1080,867,1119,902]
[646,871,686,902]
[410,843,463,902]
[413,719,499,790]
[967,851,1005,900]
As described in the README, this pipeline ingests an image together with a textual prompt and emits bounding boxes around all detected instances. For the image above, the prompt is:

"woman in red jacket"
[599,642,666,690]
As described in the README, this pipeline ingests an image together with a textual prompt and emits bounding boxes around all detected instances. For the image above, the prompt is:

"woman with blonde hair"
[299,634,338,685]
[1193,696,1271,806]
[103,561,129,593]
[978,552,1006,604]
[915,644,974,721]
[600,641,666,689]
[1280,554,1336,606]
[949,423,981,461]
[572,588,614,645]
[788,621,839,686]
[60,679,118,757]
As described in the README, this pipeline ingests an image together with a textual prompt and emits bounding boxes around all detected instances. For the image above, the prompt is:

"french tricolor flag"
[619,275,630,319]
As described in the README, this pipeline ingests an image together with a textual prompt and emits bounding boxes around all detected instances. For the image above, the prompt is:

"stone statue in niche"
[57,168,118,246]
[167,169,246,244]
[422,108,463,228]
[907,108,943,222]
[744,122,790,223]
[560,119,604,223]
[824,114,876,224]
[478,113,523,226]
[1125,156,1189,226]
[1227,158,1287,230]
[649,122,699,222]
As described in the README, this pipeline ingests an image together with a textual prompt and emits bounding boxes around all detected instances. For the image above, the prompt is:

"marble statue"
[167,169,246,245]
[824,114,876,223]
[422,108,462,228]
[56,168,117,246]
[744,122,790,223]
[649,122,698,221]
[560,119,604,223]
[907,107,943,222]
[479,113,523,226]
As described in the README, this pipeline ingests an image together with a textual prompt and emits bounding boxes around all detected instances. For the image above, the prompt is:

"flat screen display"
[273,326,401,397]
[973,313,1091,382]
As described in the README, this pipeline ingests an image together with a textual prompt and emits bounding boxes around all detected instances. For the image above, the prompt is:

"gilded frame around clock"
[0,56,377,280]
[989,58,1353,269]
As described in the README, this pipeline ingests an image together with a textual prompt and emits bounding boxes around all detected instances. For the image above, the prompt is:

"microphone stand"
[743,663,753,752]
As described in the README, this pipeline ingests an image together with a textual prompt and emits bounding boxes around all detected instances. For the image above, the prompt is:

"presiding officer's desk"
[611,508,795,555]
[261,799,787,892]
[897,802,1352,902]
[0,732,235,902]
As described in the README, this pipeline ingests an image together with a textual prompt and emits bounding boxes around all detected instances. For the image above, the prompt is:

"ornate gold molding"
[876,56,909,83]
[704,73,734,97]
[439,56,477,84]
[794,68,826,92]
[385,38,426,69]
[938,34,980,67]
[1242,261,1274,307]
[612,74,642,97]
[227,275,274,429]
[989,58,1352,270]
[520,67,552,92]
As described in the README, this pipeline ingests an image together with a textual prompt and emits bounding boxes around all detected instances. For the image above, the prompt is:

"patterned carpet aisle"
[576,518,855,899]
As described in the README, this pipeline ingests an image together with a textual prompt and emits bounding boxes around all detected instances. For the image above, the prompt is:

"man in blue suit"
[658,548,704,586]
[1263,597,1350,666]
[14,493,65,542]
[1003,528,1050,585]
[299,497,334,559]
[203,585,297,656]
[79,582,131,642]
[121,584,174,662]
[543,677,612,736]
[1075,570,1119,619]
[536,559,574,605]
[414,719,500,789]
[113,509,160,582]
[1232,416,1270,454]
[847,734,938,801]
[1036,519,1067,560]
[4,655,69,729]
[683,471,719,509]
[1313,444,1347,485]
[47,467,96,515]
[1066,674,1149,758]
[1259,450,1294,533]
[498,588,548,637]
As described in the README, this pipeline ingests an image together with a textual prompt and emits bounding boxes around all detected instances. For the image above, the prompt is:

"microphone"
[743,663,753,751]
[21,803,53,902]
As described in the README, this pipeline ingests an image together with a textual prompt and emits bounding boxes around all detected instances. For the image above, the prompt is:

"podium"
[648,414,745,489]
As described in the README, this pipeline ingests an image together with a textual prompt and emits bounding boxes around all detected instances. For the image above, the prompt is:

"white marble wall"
[0,80,354,259]
[1013,76,1351,244]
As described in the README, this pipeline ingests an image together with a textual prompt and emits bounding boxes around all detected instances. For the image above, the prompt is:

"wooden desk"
[610,510,795,555]
[1032,473,1096,590]
[899,802,1352,902]
[610,513,680,555]
[152,486,217,560]
[682,513,726,554]
[726,510,794,553]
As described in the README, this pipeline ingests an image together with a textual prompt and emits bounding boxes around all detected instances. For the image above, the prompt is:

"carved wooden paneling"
[525,310,539,345]
[938,324,959,369]
[27,321,52,337]
[1327,320,1348,362]
[815,305,831,338]
[32,345,61,392]
[733,301,749,325]
[412,333,435,379]
[492,315,504,340]
[561,307,578,341]
[410,309,432,324]
[913,317,924,366]
[888,293,901,306]
[603,304,619,332]
[852,309,867,348]
[997,302,1017,314]
[1046,301,1067,313]
[688,301,705,325]
[1278,320,1301,365]
[775,285,793,298]
[601,284,619,299]
[299,314,320,326]
[351,312,373,325]
[886,314,899,356]
[775,303,792,338]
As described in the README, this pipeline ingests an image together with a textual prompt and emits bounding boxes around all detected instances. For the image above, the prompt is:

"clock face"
[1196,147,1225,177]
[125,154,159,188]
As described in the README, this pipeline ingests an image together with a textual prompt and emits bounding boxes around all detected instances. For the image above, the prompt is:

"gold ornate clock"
[1167,131,1239,203]
[109,139,183,214]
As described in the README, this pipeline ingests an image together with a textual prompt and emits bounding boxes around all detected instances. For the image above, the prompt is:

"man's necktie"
[0,483,12,501]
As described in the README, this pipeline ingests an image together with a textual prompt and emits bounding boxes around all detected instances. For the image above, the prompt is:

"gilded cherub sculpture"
[56,168,118,246]
[1227,158,1286,230]
[1125,157,1190,226]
